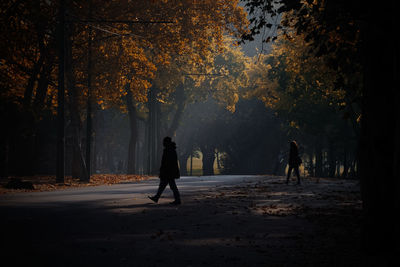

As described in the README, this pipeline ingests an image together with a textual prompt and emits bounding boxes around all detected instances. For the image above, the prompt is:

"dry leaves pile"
[0,174,152,194]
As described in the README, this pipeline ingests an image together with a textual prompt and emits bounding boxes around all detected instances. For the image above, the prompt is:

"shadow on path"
[0,176,362,267]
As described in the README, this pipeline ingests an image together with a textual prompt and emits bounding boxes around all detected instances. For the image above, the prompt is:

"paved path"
[0,175,362,267]
[0,175,258,206]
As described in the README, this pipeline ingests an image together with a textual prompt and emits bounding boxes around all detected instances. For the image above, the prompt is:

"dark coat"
[288,143,302,167]
[159,143,180,180]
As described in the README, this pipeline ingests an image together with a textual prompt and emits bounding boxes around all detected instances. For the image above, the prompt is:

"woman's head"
[163,136,172,147]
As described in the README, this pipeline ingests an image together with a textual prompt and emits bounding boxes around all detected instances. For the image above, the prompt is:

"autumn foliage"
[0,1,249,178]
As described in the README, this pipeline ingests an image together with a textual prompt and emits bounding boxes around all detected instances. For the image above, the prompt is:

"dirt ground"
[0,176,362,267]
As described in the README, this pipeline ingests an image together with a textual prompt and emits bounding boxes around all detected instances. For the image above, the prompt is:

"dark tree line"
[242,0,399,263]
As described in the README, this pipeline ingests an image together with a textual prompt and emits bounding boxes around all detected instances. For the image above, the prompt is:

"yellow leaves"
[99,45,105,53]
[226,105,236,113]
[289,121,300,129]
[232,92,239,103]
[245,54,281,109]
[243,30,350,118]
[2,0,249,115]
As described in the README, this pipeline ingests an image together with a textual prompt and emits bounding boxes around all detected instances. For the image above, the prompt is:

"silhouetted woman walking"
[286,141,302,185]
[148,137,181,205]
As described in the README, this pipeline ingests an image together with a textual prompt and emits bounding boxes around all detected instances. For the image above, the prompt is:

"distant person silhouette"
[148,137,181,205]
[286,140,302,185]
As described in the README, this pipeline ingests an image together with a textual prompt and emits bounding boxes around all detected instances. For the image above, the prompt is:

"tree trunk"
[166,83,185,137]
[155,98,162,173]
[315,142,323,177]
[23,53,44,109]
[92,110,97,174]
[65,23,88,182]
[106,143,114,172]
[33,34,55,111]
[178,152,190,176]
[201,144,215,176]
[19,34,49,176]
[85,4,93,180]
[33,65,51,110]
[328,141,336,178]
[147,86,161,175]
[126,85,137,174]
[335,160,340,178]
[349,159,356,178]
[342,148,348,178]
[56,0,65,183]
[308,153,315,177]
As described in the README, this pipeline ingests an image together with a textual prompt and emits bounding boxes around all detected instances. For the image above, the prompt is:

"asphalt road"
[1,175,273,267]
[0,175,362,267]
[0,175,258,207]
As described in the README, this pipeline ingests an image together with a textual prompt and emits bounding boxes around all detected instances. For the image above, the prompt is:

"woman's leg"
[294,166,301,184]
[154,179,168,199]
[286,166,293,184]
[168,179,181,203]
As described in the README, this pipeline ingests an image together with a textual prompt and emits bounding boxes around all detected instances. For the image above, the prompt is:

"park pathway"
[0,175,362,267]
[0,175,259,207]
